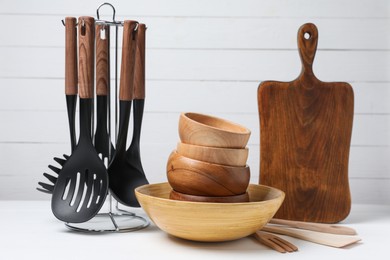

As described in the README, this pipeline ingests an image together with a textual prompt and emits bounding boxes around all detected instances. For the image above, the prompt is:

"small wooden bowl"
[177,142,249,167]
[135,182,285,242]
[170,190,250,203]
[167,151,250,196]
[179,112,251,148]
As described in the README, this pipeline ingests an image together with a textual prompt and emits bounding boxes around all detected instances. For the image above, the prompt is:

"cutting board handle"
[297,23,318,79]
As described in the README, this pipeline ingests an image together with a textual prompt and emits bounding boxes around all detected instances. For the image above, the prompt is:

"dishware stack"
[167,112,252,203]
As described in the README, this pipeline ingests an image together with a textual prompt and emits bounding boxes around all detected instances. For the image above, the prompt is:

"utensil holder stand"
[65,2,149,233]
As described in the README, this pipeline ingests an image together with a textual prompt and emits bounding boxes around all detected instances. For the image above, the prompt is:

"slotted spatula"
[37,17,77,194]
[51,17,109,223]
[126,23,149,195]
[108,20,147,207]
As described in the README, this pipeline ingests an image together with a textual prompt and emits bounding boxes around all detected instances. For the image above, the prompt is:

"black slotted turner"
[37,17,77,194]
[51,16,109,223]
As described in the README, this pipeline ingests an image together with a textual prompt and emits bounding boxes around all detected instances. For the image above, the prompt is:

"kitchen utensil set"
[256,218,359,252]
[262,225,360,248]
[37,6,149,226]
[36,4,358,252]
[269,218,357,235]
[255,220,359,253]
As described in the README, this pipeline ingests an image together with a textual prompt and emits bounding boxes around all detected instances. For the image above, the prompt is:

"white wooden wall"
[0,0,389,204]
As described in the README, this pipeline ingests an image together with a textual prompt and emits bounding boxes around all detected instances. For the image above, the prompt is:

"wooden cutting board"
[257,23,354,223]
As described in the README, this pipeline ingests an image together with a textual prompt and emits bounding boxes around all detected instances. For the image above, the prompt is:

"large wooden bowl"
[135,182,285,242]
[167,151,250,196]
[179,112,251,148]
[177,142,249,167]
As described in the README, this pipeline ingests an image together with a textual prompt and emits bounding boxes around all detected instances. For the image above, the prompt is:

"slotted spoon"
[51,16,108,223]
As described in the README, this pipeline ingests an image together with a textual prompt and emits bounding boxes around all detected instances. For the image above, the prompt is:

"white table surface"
[0,201,389,260]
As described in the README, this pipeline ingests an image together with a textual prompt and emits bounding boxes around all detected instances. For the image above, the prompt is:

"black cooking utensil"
[37,17,77,194]
[108,20,144,207]
[51,17,108,223]
[126,23,149,191]
[94,24,115,162]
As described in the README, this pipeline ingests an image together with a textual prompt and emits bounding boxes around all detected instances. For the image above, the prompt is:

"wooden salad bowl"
[178,112,251,148]
[167,151,250,196]
[135,182,285,242]
[176,142,249,167]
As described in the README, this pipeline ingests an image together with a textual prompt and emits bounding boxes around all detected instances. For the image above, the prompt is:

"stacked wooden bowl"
[167,112,251,203]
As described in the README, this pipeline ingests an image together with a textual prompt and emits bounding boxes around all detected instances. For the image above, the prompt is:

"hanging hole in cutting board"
[304,32,311,40]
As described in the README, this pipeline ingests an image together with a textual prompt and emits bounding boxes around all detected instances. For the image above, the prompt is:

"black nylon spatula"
[108,21,147,207]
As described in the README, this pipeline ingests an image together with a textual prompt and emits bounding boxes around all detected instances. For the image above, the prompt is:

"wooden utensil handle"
[96,24,110,96]
[133,23,146,99]
[119,20,138,101]
[262,225,361,248]
[297,23,318,77]
[269,218,357,235]
[78,16,95,99]
[65,17,77,95]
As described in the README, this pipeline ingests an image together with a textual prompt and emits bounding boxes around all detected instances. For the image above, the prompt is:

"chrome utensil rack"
[61,2,149,233]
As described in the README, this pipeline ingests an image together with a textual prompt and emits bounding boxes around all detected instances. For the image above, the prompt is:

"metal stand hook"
[97,2,116,21]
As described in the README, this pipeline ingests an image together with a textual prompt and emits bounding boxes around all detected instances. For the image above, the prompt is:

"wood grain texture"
[95,24,109,96]
[135,182,285,242]
[179,112,251,148]
[169,190,249,203]
[166,151,250,196]
[78,16,95,99]
[258,23,354,223]
[64,17,77,95]
[133,23,146,99]
[253,230,298,253]
[176,142,249,167]
[262,226,361,248]
[269,218,357,235]
[119,20,138,101]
